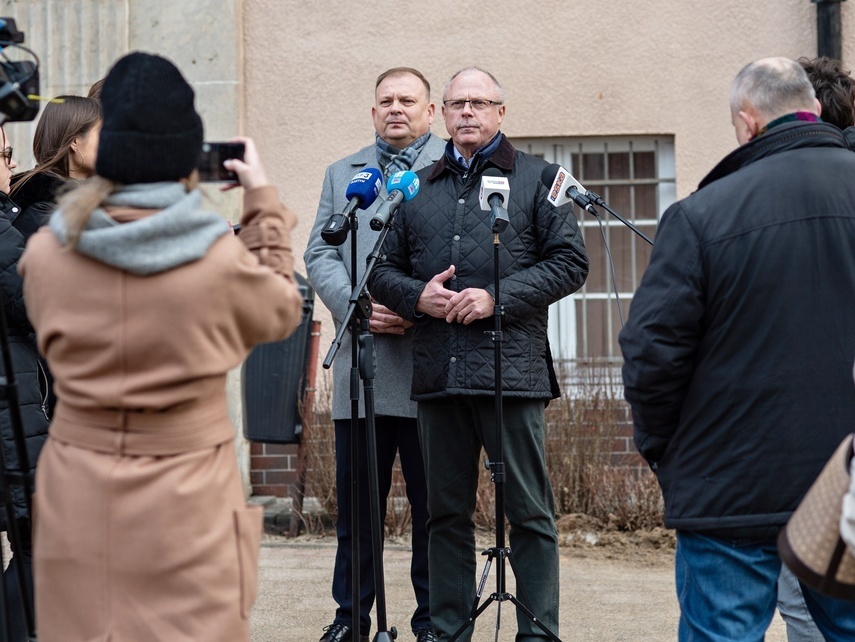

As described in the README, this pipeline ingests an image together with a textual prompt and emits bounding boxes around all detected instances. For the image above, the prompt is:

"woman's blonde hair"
[57,177,115,249]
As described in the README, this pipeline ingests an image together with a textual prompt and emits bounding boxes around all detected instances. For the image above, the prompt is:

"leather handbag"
[778,433,855,600]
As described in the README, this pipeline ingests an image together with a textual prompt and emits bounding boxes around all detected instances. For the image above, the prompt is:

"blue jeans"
[676,531,855,642]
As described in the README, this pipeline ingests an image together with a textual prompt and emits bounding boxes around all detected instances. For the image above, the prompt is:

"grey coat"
[304,134,445,420]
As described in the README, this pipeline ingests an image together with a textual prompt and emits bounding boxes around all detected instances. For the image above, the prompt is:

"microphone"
[321,167,384,245]
[479,168,510,233]
[540,164,597,215]
[369,170,420,231]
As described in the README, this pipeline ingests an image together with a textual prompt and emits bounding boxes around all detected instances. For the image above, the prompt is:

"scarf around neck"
[375,132,431,177]
[50,182,231,275]
[758,111,821,137]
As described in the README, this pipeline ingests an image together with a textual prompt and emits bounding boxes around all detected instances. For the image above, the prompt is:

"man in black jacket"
[369,66,588,641]
[619,57,855,640]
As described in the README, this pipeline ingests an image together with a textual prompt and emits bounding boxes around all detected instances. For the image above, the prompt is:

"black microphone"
[321,167,384,245]
[479,168,510,233]
[540,164,597,215]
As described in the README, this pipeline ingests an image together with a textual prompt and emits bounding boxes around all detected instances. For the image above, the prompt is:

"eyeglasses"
[442,99,502,112]
[1,148,12,165]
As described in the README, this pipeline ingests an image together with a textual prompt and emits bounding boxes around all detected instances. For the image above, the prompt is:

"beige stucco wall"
[244,0,854,402]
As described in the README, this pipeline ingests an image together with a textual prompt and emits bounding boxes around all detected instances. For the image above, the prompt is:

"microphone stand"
[571,190,652,328]
[323,210,397,642]
[584,191,653,246]
[0,289,37,642]
[449,210,561,642]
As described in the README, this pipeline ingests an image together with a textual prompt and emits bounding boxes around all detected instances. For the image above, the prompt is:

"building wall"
[1,0,254,490]
[245,0,853,406]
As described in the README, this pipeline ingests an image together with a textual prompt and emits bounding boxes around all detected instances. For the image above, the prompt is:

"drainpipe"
[811,0,846,60]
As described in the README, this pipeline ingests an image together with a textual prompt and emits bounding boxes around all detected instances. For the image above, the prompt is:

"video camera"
[0,17,39,123]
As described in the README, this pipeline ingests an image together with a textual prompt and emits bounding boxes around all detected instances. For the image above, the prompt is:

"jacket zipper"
[37,359,50,420]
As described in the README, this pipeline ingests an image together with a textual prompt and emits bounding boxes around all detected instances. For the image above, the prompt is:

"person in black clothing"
[369,67,588,641]
[10,95,101,242]
[619,57,855,641]
[0,126,51,642]
[9,95,100,424]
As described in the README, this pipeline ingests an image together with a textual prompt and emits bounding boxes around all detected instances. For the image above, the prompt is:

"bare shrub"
[300,372,337,534]
[303,365,665,536]
[586,464,665,531]
[472,363,664,532]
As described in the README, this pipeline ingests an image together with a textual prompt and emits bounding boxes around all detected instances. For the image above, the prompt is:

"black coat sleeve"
[0,214,31,334]
[618,202,706,463]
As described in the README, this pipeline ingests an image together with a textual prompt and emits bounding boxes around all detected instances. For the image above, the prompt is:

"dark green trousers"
[417,396,559,642]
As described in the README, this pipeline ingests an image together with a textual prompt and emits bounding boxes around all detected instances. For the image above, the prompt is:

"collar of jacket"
[10,171,66,211]
[698,121,847,190]
[426,133,516,181]
[0,191,21,223]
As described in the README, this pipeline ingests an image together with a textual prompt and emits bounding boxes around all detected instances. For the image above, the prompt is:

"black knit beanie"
[95,52,204,184]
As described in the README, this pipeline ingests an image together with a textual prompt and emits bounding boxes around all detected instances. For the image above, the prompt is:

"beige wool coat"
[18,185,304,642]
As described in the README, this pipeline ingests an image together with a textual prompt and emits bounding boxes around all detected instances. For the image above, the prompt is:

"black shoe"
[319,621,369,642]
[415,627,438,642]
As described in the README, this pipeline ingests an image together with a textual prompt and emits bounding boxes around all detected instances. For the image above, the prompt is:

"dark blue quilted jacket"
[369,135,588,401]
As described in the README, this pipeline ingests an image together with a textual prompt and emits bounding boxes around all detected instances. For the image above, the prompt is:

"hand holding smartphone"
[198,142,246,183]
[198,137,268,191]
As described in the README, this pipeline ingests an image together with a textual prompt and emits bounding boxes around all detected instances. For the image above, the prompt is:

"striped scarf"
[375,132,431,177]
[758,111,821,137]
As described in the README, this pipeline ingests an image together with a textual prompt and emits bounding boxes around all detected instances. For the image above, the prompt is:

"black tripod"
[0,291,37,642]
[324,210,398,642]
[449,208,562,642]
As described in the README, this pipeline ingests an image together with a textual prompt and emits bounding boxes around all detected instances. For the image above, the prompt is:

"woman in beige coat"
[18,52,304,641]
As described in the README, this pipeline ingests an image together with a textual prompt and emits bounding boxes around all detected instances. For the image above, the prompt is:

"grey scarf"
[50,182,231,275]
[375,132,431,177]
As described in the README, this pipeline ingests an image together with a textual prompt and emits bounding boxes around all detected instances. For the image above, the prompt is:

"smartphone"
[198,142,245,182]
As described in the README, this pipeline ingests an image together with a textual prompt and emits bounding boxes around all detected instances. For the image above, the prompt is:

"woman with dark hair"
[19,52,304,641]
[0,126,51,642]
[10,95,101,242]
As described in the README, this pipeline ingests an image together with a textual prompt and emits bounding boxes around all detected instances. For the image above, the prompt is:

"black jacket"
[369,135,588,400]
[0,191,50,530]
[10,172,65,243]
[619,121,855,533]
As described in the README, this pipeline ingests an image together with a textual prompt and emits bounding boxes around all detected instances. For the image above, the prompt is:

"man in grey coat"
[304,67,444,642]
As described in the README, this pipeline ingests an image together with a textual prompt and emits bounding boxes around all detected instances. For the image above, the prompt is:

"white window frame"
[511,135,676,365]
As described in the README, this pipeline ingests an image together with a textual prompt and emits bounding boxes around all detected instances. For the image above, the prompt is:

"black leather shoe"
[415,627,438,642]
[319,621,369,642]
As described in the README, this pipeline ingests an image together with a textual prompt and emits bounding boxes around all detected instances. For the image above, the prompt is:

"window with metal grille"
[510,136,676,364]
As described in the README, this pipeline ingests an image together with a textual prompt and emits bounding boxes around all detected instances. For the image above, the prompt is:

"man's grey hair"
[442,66,505,103]
[729,57,817,120]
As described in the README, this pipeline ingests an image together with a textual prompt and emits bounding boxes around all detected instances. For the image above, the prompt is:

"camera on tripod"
[0,17,39,123]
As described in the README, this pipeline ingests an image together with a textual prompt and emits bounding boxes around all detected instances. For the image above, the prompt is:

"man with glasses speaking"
[369,66,589,640]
